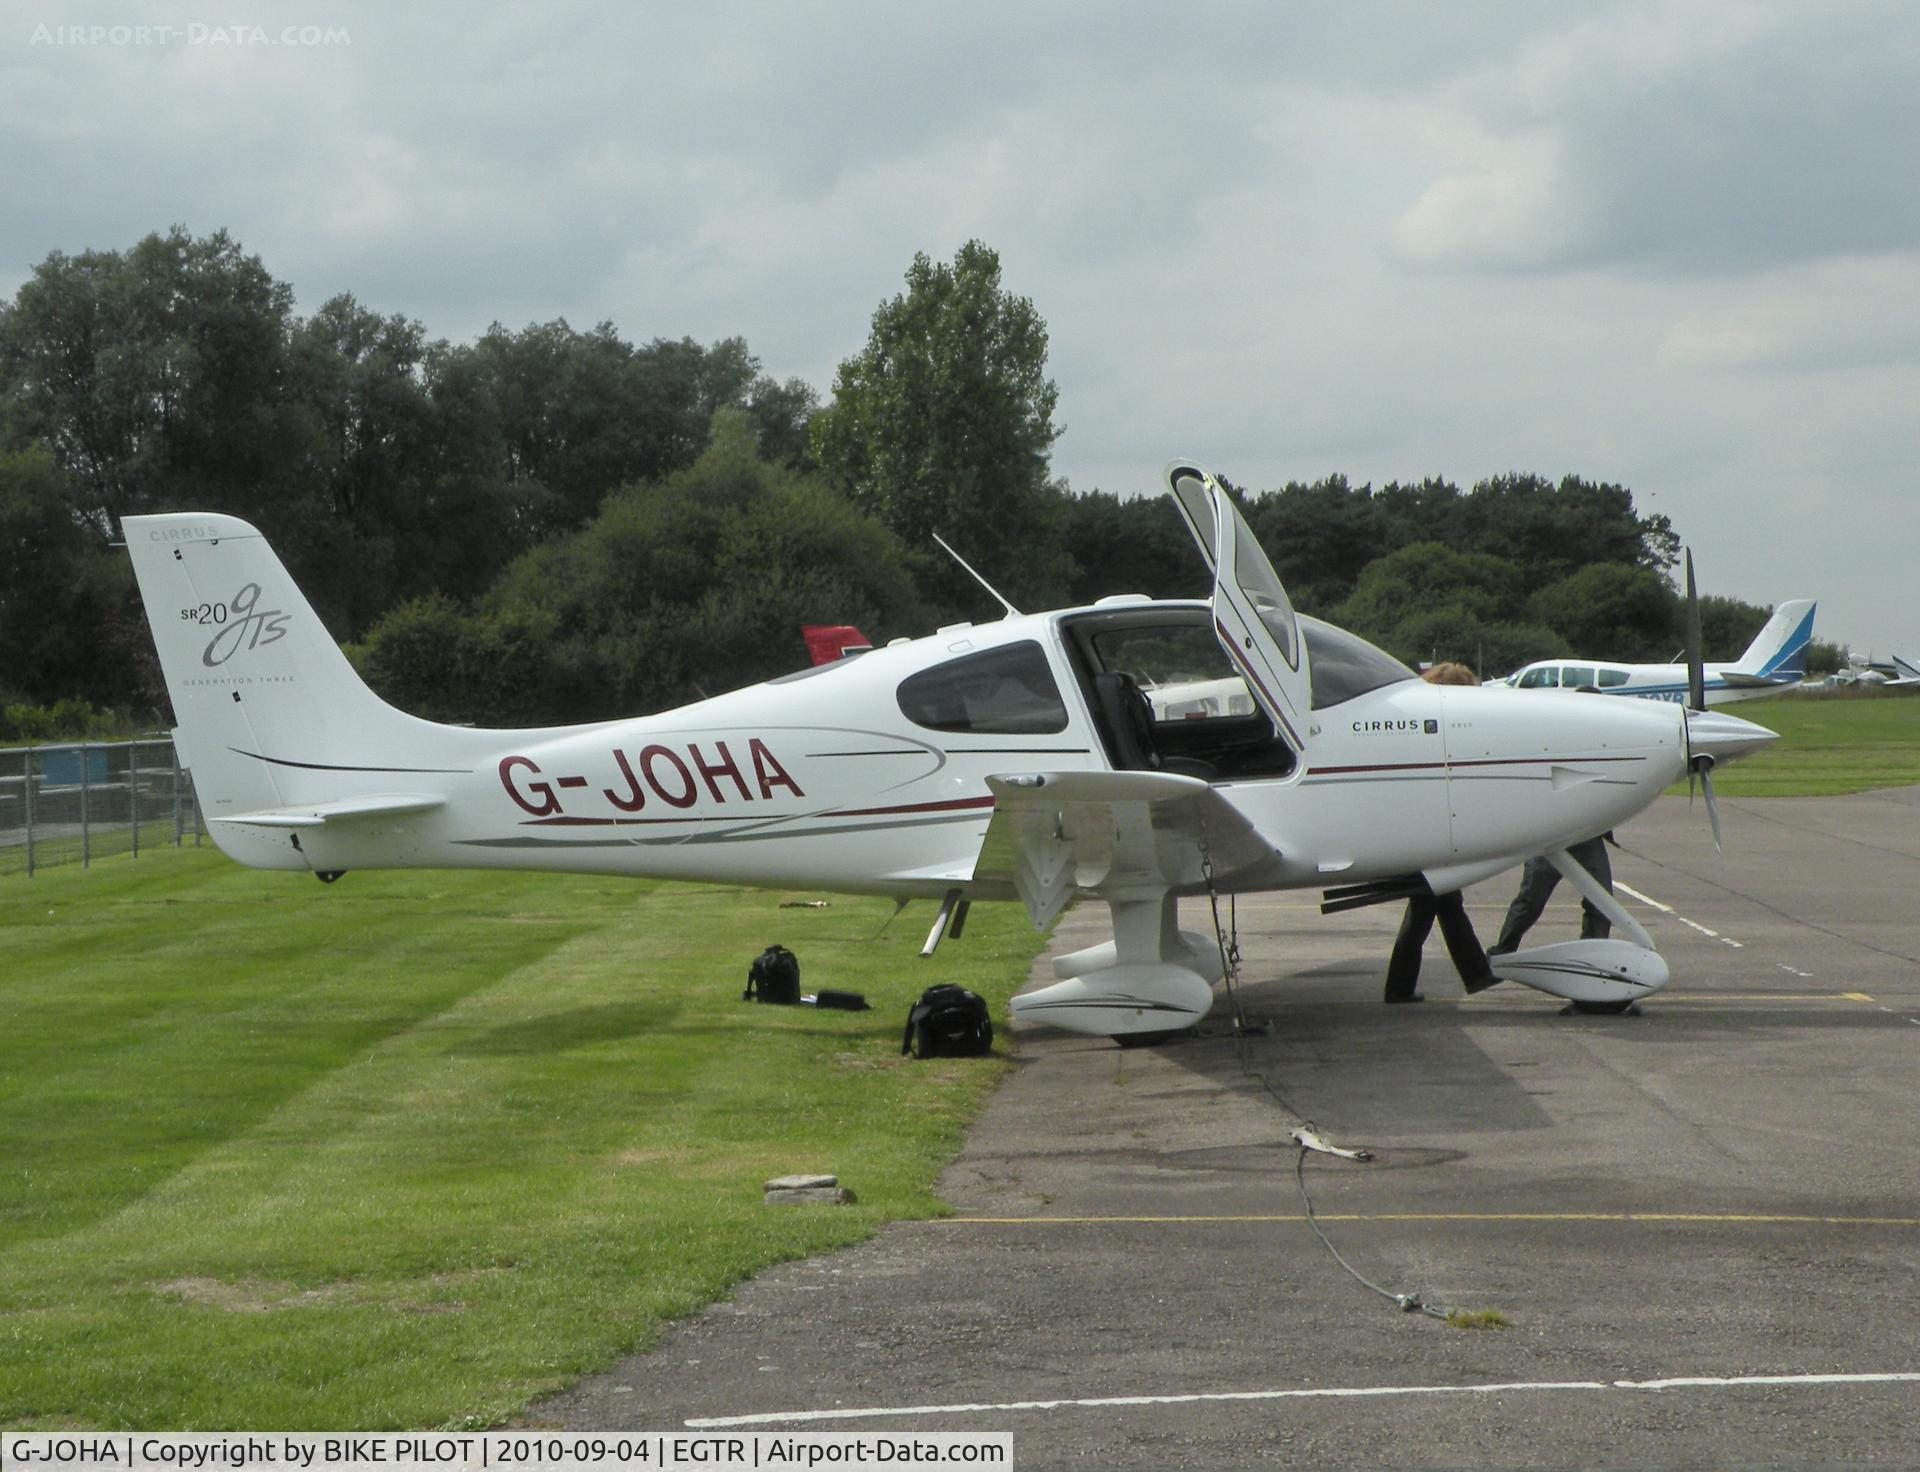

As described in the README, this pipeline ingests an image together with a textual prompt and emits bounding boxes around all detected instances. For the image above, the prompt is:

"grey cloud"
[1391,2,1920,277]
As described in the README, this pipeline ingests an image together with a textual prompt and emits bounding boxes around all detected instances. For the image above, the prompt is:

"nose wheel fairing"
[1490,938,1670,1006]
[1486,845,1672,1007]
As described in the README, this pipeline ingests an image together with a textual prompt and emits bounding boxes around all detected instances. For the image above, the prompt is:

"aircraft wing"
[972,770,1280,931]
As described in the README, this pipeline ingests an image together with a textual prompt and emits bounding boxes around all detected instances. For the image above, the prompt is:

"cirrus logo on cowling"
[201,582,291,667]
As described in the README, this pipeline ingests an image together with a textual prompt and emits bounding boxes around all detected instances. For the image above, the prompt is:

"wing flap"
[974,771,1279,930]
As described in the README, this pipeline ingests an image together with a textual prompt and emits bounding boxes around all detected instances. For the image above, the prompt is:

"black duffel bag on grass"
[901,984,993,1058]
[744,944,801,1005]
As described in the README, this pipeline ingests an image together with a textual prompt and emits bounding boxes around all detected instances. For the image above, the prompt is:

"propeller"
[1682,549,1724,853]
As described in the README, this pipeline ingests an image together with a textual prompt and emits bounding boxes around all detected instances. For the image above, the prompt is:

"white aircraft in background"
[1820,651,1920,690]
[1494,596,1816,706]
[123,463,1777,1040]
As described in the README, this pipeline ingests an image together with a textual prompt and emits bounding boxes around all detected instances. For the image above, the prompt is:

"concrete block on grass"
[764,1173,854,1206]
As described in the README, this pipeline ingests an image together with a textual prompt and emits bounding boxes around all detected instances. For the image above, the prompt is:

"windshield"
[1300,617,1417,708]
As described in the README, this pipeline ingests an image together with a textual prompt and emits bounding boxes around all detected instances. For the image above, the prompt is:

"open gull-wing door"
[1165,461,1313,756]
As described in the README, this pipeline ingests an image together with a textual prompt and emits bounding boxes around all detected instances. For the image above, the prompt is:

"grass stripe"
[1,849,1049,1429]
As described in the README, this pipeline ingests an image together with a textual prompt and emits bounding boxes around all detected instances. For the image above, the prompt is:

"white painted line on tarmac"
[686,1371,1920,1428]
[1782,965,1815,978]
[1617,882,1746,949]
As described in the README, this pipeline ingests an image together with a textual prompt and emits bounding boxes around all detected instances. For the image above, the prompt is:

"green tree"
[1241,474,1393,614]
[1696,593,1777,662]
[1332,542,1526,637]
[0,447,145,710]
[0,227,312,537]
[1475,622,1569,679]
[811,241,1068,615]
[359,411,923,724]
[461,323,808,535]
[1455,473,1676,580]
[1526,564,1678,662]
[1326,541,1560,674]
[1062,488,1208,604]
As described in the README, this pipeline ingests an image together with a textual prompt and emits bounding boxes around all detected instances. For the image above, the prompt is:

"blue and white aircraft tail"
[1498,598,1816,706]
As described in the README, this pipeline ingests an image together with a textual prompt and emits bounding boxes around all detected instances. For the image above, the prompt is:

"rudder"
[1733,598,1816,680]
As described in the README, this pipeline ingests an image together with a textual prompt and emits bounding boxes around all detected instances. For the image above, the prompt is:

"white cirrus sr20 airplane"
[124,463,1777,1040]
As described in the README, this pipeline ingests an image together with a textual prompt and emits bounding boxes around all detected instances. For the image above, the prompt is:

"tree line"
[0,227,1828,736]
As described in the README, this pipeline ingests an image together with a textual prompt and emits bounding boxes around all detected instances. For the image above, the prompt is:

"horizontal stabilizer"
[225,793,446,830]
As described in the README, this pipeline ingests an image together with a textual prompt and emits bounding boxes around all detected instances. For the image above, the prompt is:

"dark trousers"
[1494,836,1612,950]
[1385,891,1495,1000]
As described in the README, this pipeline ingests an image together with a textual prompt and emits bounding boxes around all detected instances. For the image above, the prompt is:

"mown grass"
[0,850,1050,1429]
[1686,690,1920,796]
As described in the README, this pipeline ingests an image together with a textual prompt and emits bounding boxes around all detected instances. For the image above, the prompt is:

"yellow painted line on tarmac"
[1653,991,1874,1003]
[937,1212,1920,1226]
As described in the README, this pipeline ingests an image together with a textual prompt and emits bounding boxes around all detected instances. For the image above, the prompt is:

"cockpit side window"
[896,641,1070,734]
[1516,665,1558,689]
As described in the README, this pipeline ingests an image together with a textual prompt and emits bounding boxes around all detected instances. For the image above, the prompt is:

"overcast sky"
[6,1,1918,660]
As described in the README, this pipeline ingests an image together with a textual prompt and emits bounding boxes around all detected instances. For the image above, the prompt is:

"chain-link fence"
[0,739,204,878]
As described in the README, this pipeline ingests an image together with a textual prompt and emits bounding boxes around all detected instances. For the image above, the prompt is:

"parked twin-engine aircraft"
[124,463,1777,1039]
[1493,597,1816,705]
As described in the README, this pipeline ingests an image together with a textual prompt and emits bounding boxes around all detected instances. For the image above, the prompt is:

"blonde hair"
[1421,661,1477,686]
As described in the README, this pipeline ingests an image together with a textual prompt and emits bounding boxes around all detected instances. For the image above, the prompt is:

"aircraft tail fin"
[1730,598,1816,681]
[123,514,477,869]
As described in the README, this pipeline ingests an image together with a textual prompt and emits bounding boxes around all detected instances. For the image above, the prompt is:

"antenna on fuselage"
[932,531,1022,619]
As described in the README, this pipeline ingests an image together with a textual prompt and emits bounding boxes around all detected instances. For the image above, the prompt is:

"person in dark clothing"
[1384,889,1499,1002]
[1486,683,1619,957]
[1383,661,1497,1002]
[1487,834,1613,954]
